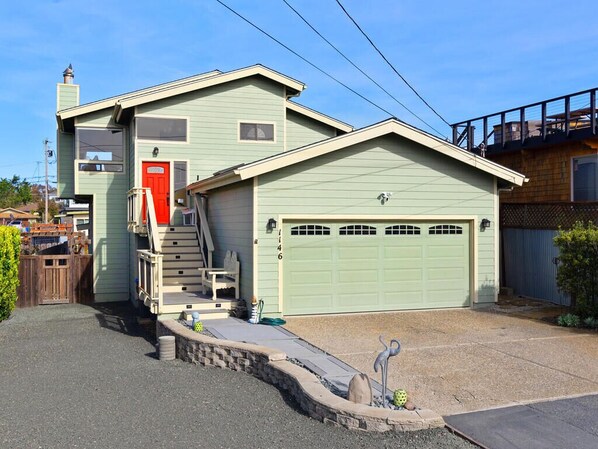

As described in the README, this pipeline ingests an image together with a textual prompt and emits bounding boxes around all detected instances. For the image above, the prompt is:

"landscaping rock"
[347,373,372,405]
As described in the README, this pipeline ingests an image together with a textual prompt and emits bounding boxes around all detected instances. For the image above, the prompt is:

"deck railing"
[452,87,598,153]
[129,187,163,312]
[193,194,214,269]
[137,250,163,314]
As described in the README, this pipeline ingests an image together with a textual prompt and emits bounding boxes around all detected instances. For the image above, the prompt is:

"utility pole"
[44,138,50,223]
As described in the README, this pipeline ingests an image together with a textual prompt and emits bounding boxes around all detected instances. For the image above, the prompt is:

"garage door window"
[339,224,377,235]
[290,225,331,236]
[385,225,421,235]
[429,225,463,235]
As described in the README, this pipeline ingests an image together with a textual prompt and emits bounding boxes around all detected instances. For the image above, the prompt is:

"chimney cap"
[63,64,74,83]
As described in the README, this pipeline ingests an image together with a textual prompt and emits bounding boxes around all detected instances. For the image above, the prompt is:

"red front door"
[142,161,170,225]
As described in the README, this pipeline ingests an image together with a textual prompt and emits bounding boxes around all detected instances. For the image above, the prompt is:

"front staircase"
[151,226,241,319]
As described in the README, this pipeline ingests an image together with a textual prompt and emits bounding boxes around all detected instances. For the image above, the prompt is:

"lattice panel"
[501,202,598,229]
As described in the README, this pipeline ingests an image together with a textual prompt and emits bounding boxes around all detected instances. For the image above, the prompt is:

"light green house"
[55,64,525,317]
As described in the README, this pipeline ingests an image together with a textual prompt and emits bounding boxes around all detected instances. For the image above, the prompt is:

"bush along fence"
[554,221,598,318]
[0,226,21,321]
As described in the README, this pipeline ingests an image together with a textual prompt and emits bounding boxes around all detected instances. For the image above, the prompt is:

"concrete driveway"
[284,299,598,416]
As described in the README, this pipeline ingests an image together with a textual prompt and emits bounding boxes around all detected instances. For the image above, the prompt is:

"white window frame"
[75,126,126,174]
[238,120,277,144]
[135,114,190,144]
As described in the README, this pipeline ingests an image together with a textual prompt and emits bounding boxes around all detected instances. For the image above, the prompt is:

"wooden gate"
[40,256,71,304]
[17,255,94,307]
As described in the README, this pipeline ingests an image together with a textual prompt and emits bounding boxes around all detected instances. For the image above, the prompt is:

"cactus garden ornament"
[393,389,408,407]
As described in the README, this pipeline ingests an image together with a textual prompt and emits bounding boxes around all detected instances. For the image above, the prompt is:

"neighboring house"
[0,207,38,225]
[55,64,525,318]
[451,87,598,304]
[55,199,90,235]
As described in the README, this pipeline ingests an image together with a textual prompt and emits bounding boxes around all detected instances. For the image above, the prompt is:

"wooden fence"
[17,255,94,307]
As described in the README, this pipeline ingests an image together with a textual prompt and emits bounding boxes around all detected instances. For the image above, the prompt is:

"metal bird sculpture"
[373,335,401,407]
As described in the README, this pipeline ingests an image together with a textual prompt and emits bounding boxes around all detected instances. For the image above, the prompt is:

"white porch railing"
[130,187,163,312]
[193,194,214,269]
[137,250,163,314]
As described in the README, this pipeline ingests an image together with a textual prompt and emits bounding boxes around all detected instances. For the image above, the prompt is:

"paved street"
[0,303,474,449]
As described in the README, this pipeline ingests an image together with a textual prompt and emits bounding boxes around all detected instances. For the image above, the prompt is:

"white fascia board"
[57,70,222,122]
[117,65,305,112]
[237,119,526,185]
[187,171,242,194]
[286,101,353,133]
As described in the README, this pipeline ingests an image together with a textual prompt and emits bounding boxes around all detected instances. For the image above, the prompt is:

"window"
[174,161,187,191]
[429,225,463,235]
[573,155,598,201]
[137,117,187,142]
[239,122,274,142]
[385,225,421,235]
[291,225,331,236]
[77,128,124,172]
[339,225,376,236]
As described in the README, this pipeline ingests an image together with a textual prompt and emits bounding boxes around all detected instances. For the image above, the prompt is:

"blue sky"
[1,0,597,184]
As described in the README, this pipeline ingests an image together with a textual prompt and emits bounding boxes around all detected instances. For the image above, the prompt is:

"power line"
[214,0,395,118]
[335,0,450,127]
[282,0,444,137]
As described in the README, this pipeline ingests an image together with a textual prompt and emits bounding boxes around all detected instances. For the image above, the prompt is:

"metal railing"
[452,88,598,153]
[193,194,214,269]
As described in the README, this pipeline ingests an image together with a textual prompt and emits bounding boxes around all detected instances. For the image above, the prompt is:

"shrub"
[557,313,581,328]
[583,316,598,329]
[554,222,598,317]
[0,226,21,321]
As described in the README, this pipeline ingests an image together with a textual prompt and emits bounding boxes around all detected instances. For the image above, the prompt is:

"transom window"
[573,155,598,201]
[137,117,187,142]
[239,123,275,142]
[385,225,421,235]
[291,225,331,236]
[339,225,377,236]
[77,128,124,172]
[429,225,463,235]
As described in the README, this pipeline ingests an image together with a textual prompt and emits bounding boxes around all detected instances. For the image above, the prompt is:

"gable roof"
[286,101,353,133]
[188,118,527,193]
[56,65,306,130]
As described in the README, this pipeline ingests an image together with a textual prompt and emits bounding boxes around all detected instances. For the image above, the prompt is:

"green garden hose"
[256,299,286,325]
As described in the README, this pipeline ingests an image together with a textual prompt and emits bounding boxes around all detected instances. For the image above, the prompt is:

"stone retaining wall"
[157,319,444,432]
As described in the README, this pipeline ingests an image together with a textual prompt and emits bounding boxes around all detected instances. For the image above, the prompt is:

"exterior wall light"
[481,218,491,229]
[267,218,277,231]
[152,147,159,157]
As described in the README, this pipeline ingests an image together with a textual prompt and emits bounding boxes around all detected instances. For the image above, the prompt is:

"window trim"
[135,114,190,144]
[290,224,331,236]
[339,224,377,236]
[237,120,277,144]
[428,224,463,235]
[75,126,126,174]
[571,154,598,201]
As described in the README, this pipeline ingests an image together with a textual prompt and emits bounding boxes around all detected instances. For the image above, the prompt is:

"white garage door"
[283,221,470,315]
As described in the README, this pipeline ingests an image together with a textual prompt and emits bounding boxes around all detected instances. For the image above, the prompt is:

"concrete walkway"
[283,299,598,416]
[204,317,389,399]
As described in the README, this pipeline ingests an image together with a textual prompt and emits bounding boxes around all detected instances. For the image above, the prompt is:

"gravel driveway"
[0,303,475,449]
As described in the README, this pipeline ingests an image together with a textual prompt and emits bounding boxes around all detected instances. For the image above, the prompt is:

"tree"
[0,176,32,209]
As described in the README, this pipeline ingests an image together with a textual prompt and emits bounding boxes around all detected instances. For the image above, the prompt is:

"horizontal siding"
[57,132,74,198]
[285,110,337,150]
[78,172,130,301]
[57,84,79,111]
[206,181,254,303]
[76,109,118,128]
[256,135,498,314]
[135,76,286,181]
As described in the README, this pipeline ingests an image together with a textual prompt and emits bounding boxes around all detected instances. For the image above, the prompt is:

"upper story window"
[573,155,598,201]
[137,117,187,142]
[77,128,124,172]
[239,122,275,142]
